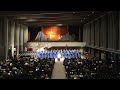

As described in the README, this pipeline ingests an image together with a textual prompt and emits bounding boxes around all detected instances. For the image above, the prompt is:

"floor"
[51,58,67,79]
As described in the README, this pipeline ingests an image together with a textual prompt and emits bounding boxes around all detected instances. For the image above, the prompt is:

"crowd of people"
[37,49,81,59]
[0,48,120,79]
[0,56,55,79]
[63,57,120,79]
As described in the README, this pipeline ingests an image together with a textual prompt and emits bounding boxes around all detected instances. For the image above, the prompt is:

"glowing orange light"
[46,29,60,41]
[42,26,68,41]
[50,35,60,41]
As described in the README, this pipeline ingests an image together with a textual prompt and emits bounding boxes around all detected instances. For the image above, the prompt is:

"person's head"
[74,72,77,75]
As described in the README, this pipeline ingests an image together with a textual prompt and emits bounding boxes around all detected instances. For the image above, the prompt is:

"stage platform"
[25,41,86,51]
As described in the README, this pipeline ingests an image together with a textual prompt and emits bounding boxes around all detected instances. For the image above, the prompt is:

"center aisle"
[51,58,67,79]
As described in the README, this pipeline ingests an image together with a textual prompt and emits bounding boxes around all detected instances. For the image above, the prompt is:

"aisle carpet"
[51,58,67,79]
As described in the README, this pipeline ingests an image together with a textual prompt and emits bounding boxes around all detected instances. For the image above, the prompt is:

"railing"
[25,41,86,52]
[18,51,37,57]
[27,40,82,42]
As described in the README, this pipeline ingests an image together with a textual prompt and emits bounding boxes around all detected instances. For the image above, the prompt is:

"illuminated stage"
[25,41,86,51]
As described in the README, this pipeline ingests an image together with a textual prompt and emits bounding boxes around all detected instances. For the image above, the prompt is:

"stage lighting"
[57,24,63,26]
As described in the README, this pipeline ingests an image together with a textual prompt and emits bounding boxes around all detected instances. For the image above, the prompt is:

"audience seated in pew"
[0,50,120,79]
[63,56,120,79]
[0,56,55,79]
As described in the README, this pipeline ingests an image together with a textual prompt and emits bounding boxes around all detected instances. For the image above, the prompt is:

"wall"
[83,11,120,54]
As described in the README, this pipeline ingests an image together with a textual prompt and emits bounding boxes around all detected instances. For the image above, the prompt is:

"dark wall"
[69,25,79,41]
[83,11,120,52]
[28,27,41,41]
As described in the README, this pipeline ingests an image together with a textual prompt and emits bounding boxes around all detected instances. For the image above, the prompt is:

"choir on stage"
[36,49,81,59]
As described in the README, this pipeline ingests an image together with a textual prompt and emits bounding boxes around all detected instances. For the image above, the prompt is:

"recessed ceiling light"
[26,19,37,22]
[17,16,27,19]
[57,24,63,26]
[41,13,62,15]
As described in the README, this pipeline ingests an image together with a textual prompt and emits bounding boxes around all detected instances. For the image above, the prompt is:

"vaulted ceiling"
[0,11,108,27]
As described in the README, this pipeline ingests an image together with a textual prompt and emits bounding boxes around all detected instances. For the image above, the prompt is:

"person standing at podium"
[57,53,61,61]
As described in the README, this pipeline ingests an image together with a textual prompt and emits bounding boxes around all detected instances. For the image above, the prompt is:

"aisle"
[51,58,67,79]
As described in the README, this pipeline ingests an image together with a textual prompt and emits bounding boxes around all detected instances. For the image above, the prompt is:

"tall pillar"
[10,21,15,58]
[98,50,101,60]
[16,23,20,56]
[4,17,9,59]
[23,25,28,51]
[19,24,24,52]
[14,22,17,49]
[79,27,81,41]
[0,17,4,60]
[8,20,12,58]
[8,20,11,49]
[0,17,2,47]
[119,12,120,51]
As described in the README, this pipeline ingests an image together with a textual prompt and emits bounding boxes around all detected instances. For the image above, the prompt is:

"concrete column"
[88,24,90,45]
[8,20,11,49]
[79,27,81,41]
[83,26,85,42]
[86,25,88,45]
[119,12,120,50]
[14,22,17,47]
[92,22,94,46]
[108,14,111,49]
[16,23,20,56]
[0,17,4,60]
[7,20,11,58]
[10,21,15,58]
[19,24,24,52]
[98,50,101,60]
[4,17,9,59]
[0,18,2,47]
[23,26,28,51]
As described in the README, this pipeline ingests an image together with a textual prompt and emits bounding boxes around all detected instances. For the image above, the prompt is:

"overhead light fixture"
[57,24,63,26]
[92,12,94,13]
[41,13,62,15]
[26,19,37,22]
[17,16,27,19]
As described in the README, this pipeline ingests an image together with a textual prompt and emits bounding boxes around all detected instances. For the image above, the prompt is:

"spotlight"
[57,24,63,26]
[26,19,37,22]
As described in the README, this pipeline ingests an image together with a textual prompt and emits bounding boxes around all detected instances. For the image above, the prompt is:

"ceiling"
[0,11,109,27]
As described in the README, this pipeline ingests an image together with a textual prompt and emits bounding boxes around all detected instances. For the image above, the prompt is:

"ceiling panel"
[0,11,109,27]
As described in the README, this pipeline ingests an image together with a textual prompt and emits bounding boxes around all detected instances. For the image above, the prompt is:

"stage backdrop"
[28,25,79,41]
[41,26,69,41]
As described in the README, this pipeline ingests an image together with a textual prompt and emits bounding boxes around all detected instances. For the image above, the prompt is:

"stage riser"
[25,42,86,51]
